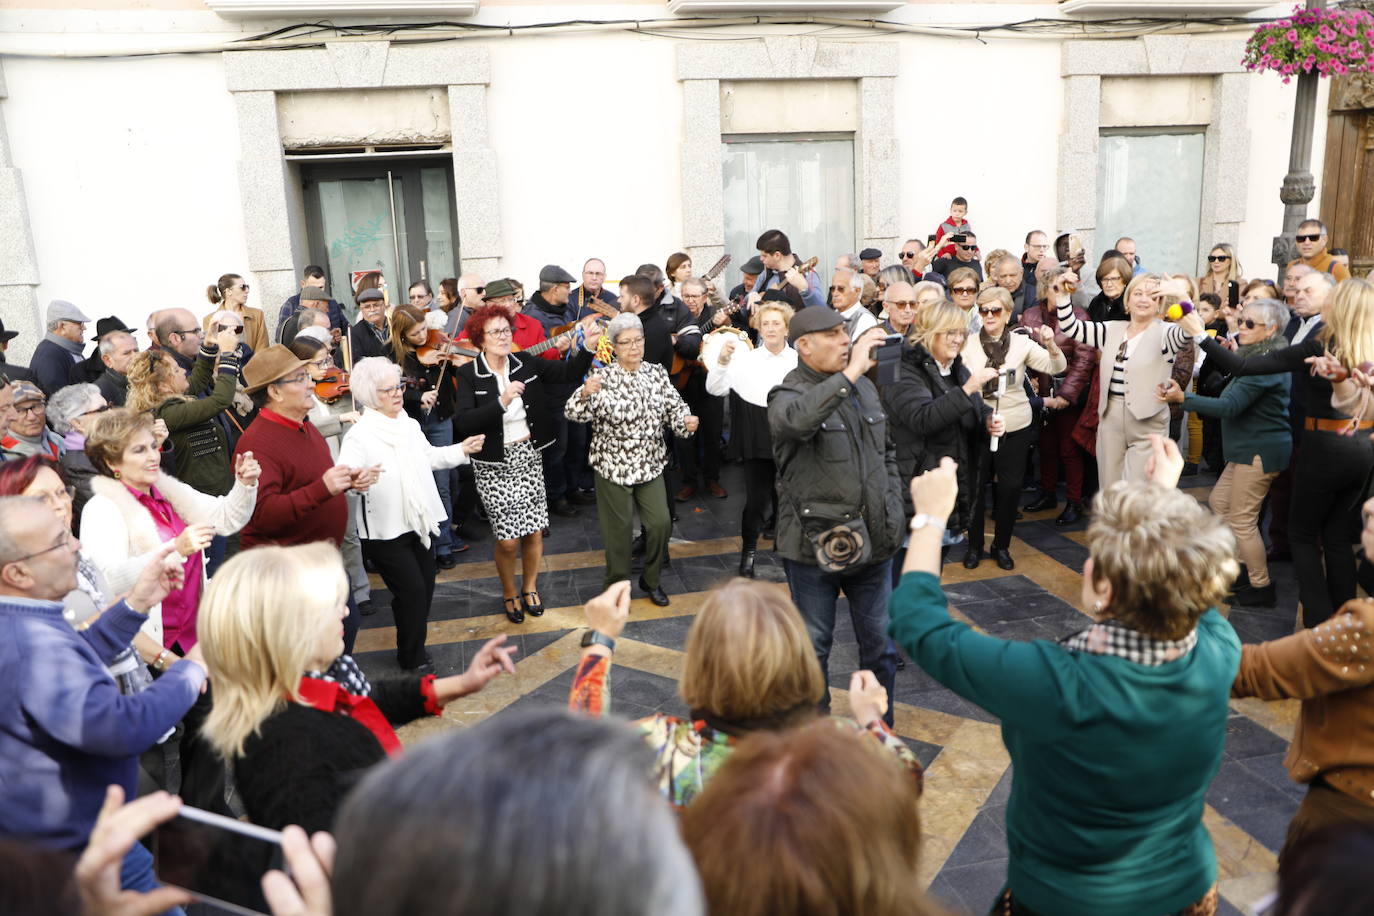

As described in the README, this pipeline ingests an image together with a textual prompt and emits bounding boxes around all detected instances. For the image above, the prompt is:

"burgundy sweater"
[234,409,345,548]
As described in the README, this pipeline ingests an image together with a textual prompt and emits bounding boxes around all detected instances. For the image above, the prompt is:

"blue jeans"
[784,558,898,726]
[421,416,454,556]
[121,840,185,916]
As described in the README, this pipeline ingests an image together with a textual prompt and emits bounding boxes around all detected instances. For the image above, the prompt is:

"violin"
[416,328,479,366]
[314,368,351,404]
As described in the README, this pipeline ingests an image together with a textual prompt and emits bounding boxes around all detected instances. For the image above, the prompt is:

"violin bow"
[342,328,357,414]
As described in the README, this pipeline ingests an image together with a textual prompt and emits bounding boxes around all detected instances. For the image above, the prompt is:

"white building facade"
[0,0,1326,357]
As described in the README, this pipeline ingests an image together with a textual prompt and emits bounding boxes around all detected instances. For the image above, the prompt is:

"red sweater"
[234,409,346,548]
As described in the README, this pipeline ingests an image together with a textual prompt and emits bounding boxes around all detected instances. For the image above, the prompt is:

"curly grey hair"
[606,312,644,345]
[47,383,104,436]
[349,356,402,411]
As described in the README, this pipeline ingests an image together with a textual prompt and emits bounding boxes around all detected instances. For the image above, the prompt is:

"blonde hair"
[84,407,156,477]
[946,267,979,293]
[1038,266,1069,304]
[1087,483,1237,640]
[1123,272,1166,317]
[1318,278,1374,370]
[912,281,944,309]
[751,301,795,332]
[125,350,185,414]
[1199,243,1243,291]
[910,300,968,350]
[981,249,1013,286]
[975,286,1013,311]
[679,579,826,721]
[200,543,350,759]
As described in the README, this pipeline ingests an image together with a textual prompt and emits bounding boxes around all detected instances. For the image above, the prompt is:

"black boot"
[1229,583,1276,608]
[1055,500,1083,526]
[738,548,756,578]
[1024,491,1057,513]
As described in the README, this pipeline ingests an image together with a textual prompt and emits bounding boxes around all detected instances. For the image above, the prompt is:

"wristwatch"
[580,629,616,652]
[909,513,941,533]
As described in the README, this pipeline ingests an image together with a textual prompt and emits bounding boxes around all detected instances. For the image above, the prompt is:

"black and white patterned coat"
[564,362,694,486]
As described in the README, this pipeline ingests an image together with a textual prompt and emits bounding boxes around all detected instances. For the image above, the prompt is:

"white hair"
[606,312,643,344]
[1244,298,1290,332]
[208,310,240,329]
[350,357,402,411]
[47,383,103,436]
[295,326,331,346]
[834,267,864,292]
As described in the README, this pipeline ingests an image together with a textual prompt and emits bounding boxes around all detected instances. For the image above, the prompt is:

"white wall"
[4,53,248,354]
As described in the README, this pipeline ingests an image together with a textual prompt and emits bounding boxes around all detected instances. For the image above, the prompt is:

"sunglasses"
[829,285,852,293]
[233,284,250,292]
[1295,234,1322,243]
[958,245,977,252]
[887,300,918,308]
[951,286,977,295]
[898,251,917,260]
[1207,255,1230,263]
[978,307,1004,316]
[82,404,111,417]
[462,286,486,294]
[1239,318,1266,330]
[408,294,429,301]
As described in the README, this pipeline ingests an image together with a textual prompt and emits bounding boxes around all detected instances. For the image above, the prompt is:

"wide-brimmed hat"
[243,345,307,394]
[0,318,18,343]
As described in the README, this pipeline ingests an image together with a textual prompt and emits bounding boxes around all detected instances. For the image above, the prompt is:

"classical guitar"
[670,253,734,389]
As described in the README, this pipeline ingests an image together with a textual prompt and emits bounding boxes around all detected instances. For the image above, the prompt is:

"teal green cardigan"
[889,572,1239,916]
[1183,371,1291,473]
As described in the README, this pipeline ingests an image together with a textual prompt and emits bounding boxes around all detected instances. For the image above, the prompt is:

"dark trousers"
[362,532,436,669]
[741,457,777,549]
[1038,405,1086,502]
[566,419,593,493]
[421,416,454,557]
[783,557,897,726]
[678,386,724,487]
[1289,432,1373,627]
[1267,443,1298,554]
[598,472,670,588]
[970,425,1036,550]
[541,407,571,503]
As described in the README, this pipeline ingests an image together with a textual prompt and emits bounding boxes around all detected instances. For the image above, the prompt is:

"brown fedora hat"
[243,344,308,394]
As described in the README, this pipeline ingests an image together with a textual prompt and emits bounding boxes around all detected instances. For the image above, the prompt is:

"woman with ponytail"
[203,273,269,354]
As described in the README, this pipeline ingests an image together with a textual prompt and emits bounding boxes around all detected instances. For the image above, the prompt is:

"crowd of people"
[1,202,1373,916]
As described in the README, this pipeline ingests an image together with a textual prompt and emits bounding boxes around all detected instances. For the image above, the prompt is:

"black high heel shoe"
[504,596,525,624]
[521,591,545,618]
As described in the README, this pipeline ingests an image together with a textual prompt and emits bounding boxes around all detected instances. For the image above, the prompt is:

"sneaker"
[450,537,470,554]
[435,553,459,570]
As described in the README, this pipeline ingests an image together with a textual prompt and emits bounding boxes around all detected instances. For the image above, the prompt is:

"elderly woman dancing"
[890,437,1239,916]
[338,357,484,674]
[565,312,698,606]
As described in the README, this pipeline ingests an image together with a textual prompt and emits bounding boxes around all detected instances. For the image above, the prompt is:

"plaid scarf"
[304,654,372,697]
[1060,619,1197,666]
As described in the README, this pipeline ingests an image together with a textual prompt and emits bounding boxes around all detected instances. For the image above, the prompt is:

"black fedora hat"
[0,318,16,344]
[91,315,136,341]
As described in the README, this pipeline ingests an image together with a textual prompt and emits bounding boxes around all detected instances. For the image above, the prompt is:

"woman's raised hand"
[151,419,169,449]
[461,434,485,454]
[584,580,631,641]
[234,450,261,486]
[173,523,216,558]
[910,456,959,522]
[461,635,519,695]
[1143,433,1185,488]
[847,670,888,728]
[499,380,526,407]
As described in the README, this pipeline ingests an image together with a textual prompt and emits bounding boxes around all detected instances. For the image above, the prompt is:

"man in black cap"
[0,319,35,383]
[524,265,581,518]
[859,248,883,281]
[279,265,348,333]
[768,310,902,725]
[94,327,138,407]
[348,288,390,362]
[67,316,134,386]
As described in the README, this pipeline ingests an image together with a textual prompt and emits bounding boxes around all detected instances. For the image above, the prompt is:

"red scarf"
[295,677,403,757]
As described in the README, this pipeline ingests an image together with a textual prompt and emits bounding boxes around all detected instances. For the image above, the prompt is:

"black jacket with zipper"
[454,348,595,463]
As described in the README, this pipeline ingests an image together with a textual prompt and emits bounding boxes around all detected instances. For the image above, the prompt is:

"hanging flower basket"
[1242,4,1374,83]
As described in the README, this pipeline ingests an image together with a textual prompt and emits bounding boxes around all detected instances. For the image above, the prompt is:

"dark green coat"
[154,349,240,496]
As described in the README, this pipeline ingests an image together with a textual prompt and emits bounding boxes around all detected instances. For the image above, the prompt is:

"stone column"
[0,61,43,363]
[1272,0,1326,283]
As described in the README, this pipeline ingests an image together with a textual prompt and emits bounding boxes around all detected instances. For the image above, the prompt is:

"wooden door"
[1320,74,1374,279]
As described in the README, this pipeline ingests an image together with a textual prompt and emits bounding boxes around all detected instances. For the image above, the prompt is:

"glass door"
[722,135,855,292]
[302,158,459,318]
[1096,130,1205,276]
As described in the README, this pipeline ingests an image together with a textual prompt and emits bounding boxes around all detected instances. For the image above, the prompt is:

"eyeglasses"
[898,252,917,260]
[614,336,645,347]
[978,307,1004,316]
[275,373,310,387]
[216,325,245,334]
[378,383,406,395]
[175,327,203,337]
[1295,234,1322,243]
[31,486,74,510]
[486,327,514,338]
[462,286,486,294]
[887,300,918,309]
[1101,274,1125,284]
[951,286,977,295]
[409,294,429,301]
[15,403,44,415]
[829,286,852,293]
[1207,255,1231,263]
[6,530,74,565]
[81,404,111,417]
[309,357,334,370]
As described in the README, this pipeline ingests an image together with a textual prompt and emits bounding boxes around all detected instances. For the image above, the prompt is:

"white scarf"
[355,407,442,547]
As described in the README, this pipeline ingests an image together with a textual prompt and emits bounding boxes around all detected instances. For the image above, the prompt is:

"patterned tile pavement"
[353,465,1302,915]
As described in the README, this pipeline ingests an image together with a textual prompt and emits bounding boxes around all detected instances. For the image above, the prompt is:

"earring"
[1093,600,1104,613]
[112,470,121,480]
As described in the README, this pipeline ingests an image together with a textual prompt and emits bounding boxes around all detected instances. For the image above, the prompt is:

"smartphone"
[926,234,937,245]
[951,234,967,244]
[872,333,904,386]
[155,806,285,916]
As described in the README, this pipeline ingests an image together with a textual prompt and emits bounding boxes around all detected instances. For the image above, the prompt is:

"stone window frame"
[1059,35,1251,270]
[223,41,499,326]
[675,36,899,272]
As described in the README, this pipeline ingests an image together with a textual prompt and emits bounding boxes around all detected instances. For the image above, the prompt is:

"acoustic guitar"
[669,253,733,389]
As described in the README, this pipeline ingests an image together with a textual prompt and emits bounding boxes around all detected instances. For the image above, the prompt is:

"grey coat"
[767,361,905,567]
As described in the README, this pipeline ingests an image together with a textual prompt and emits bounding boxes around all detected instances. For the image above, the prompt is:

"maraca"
[1165,300,1195,322]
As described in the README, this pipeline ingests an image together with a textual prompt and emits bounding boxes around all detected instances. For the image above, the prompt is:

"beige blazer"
[1057,305,1189,422]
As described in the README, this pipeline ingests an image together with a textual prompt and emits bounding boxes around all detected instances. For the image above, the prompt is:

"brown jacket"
[1019,301,1095,405]
[1231,599,1374,806]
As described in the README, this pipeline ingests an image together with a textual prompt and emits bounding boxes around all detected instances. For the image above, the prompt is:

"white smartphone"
[155,805,285,916]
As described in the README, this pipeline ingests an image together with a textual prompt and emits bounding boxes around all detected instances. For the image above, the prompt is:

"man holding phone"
[931,231,984,282]
[0,496,205,901]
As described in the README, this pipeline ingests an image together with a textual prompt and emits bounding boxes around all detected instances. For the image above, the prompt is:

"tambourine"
[701,327,753,369]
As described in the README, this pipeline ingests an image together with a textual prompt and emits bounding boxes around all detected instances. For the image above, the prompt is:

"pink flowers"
[1243,5,1374,83]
